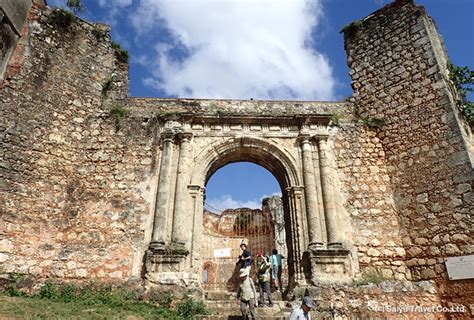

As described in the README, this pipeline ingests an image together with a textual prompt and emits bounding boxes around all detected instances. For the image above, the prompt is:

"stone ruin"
[201,196,288,291]
[0,0,473,318]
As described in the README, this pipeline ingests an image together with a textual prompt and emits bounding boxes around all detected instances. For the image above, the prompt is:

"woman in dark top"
[236,239,253,269]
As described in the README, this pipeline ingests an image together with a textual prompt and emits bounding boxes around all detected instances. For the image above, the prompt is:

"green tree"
[447,62,474,126]
[67,0,85,14]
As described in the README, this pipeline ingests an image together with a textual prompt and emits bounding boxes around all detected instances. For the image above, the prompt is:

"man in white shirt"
[236,268,257,319]
[289,296,316,320]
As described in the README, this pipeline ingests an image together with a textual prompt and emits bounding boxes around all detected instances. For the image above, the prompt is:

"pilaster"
[171,131,193,252]
[299,133,324,250]
[150,129,175,250]
[316,134,342,249]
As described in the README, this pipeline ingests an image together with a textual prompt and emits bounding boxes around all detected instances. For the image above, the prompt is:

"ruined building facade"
[0,0,472,317]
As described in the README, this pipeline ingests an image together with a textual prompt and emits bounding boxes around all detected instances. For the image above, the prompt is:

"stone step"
[206,300,288,308]
[196,316,290,320]
[204,302,294,318]
[205,290,284,301]
[204,290,237,300]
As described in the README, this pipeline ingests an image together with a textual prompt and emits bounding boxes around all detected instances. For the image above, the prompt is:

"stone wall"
[343,0,473,308]
[0,5,156,281]
[0,1,472,317]
[333,124,408,280]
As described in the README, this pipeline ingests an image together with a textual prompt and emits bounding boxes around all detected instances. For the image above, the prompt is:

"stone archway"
[191,136,305,289]
[145,114,356,288]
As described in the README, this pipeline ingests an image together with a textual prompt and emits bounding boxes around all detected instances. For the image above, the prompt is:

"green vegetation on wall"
[340,20,363,37]
[447,62,474,126]
[66,0,85,14]
[109,105,129,131]
[111,41,130,63]
[353,105,386,128]
[49,8,76,29]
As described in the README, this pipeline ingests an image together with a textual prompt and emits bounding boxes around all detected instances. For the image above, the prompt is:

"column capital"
[161,129,175,143]
[188,185,205,195]
[177,131,193,142]
[298,133,313,145]
[314,134,329,142]
[286,186,304,196]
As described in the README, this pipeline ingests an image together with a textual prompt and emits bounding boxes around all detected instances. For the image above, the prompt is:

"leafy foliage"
[102,75,115,98]
[38,281,60,300]
[110,105,129,131]
[3,273,27,297]
[49,8,76,29]
[175,297,208,319]
[447,62,474,126]
[330,113,341,126]
[111,41,130,63]
[148,289,174,308]
[67,0,85,14]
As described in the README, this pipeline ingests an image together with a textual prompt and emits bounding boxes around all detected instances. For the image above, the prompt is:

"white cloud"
[130,0,335,100]
[96,0,133,27]
[206,195,261,212]
[98,0,133,8]
[205,192,282,213]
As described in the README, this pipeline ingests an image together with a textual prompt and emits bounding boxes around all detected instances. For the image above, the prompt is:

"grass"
[354,268,387,286]
[0,295,175,319]
[0,277,208,319]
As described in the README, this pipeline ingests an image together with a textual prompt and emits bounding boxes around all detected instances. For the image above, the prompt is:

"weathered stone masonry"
[0,0,472,318]
[343,0,473,309]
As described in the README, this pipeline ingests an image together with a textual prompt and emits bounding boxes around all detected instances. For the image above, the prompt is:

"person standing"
[289,296,316,320]
[256,254,273,307]
[236,239,253,271]
[236,268,257,319]
[270,248,284,292]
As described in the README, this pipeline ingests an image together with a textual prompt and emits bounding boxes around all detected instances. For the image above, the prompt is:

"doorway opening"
[200,162,289,292]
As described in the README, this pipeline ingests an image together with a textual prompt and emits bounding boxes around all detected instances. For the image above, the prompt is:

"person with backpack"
[256,253,273,307]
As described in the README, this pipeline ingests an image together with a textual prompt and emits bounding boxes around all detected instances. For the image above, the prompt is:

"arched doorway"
[145,115,355,289]
[201,162,286,291]
[189,137,307,290]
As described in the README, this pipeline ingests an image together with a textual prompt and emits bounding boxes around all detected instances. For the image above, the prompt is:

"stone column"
[171,132,193,252]
[150,129,175,250]
[300,134,324,250]
[317,135,342,249]
[312,144,327,244]
[189,185,205,270]
[286,186,305,283]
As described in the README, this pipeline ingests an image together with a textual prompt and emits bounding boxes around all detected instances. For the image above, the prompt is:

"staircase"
[198,290,295,319]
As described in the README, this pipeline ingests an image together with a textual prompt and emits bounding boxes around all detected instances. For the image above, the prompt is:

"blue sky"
[50,0,473,210]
